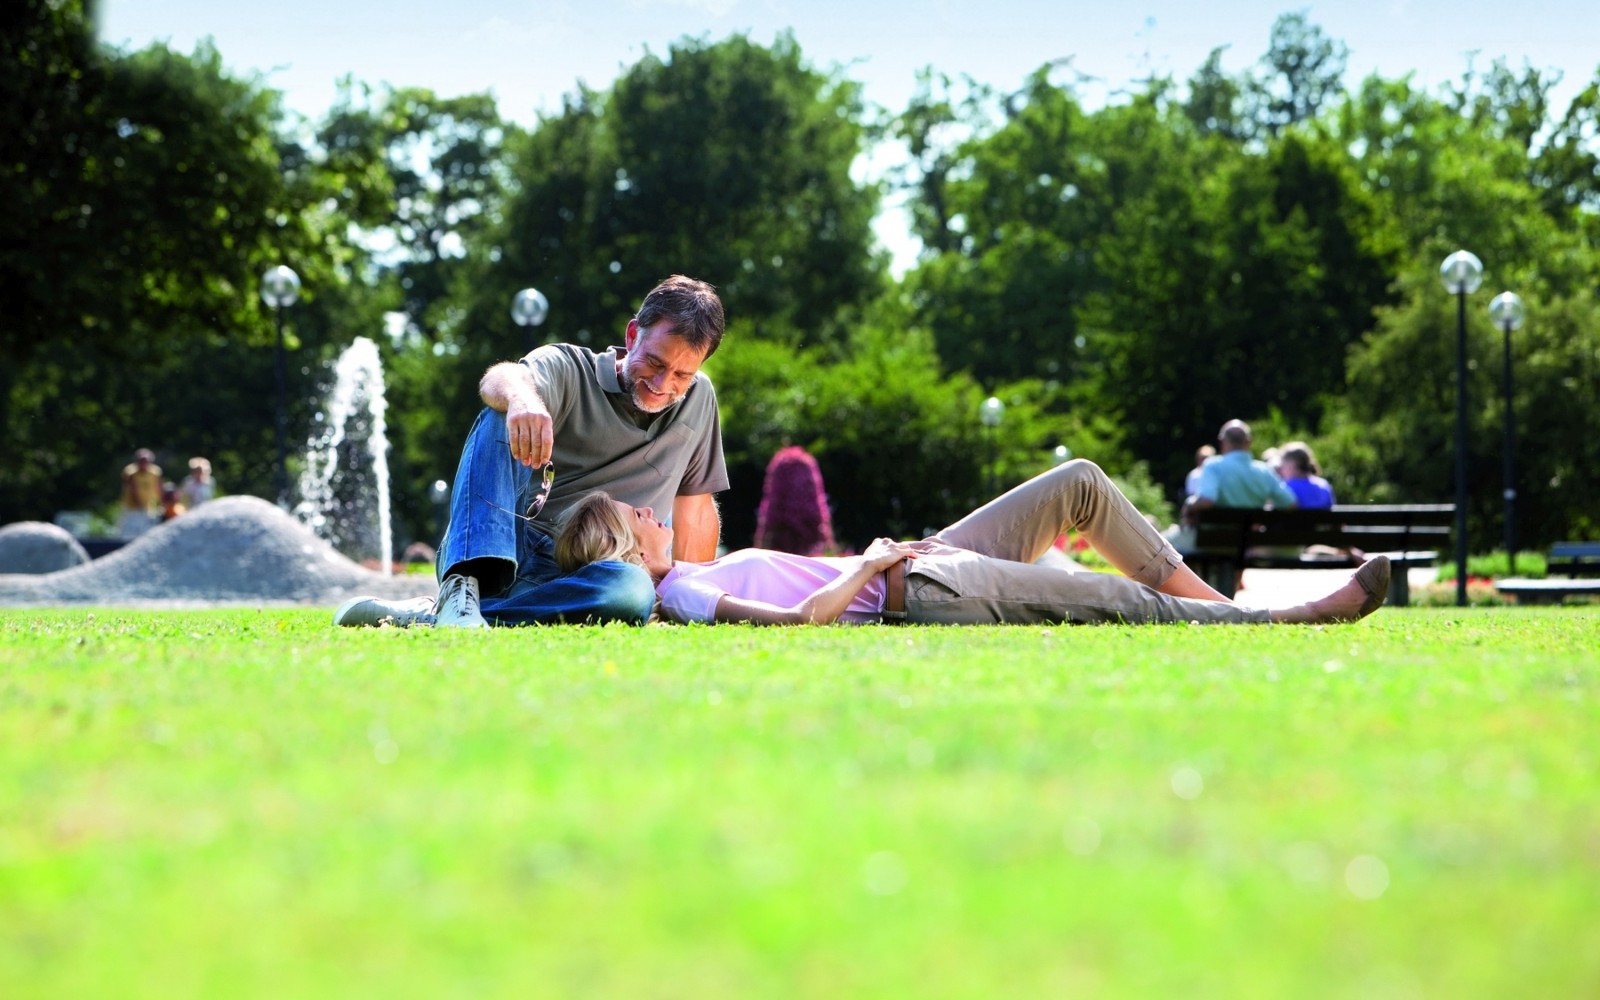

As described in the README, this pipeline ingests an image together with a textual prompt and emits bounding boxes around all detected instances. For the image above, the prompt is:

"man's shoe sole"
[333,596,437,627]
[435,614,487,629]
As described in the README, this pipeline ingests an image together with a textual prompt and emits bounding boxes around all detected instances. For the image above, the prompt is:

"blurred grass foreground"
[2,607,1597,998]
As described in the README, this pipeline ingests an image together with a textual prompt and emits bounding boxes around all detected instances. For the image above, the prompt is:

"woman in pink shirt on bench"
[554,459,1390,628]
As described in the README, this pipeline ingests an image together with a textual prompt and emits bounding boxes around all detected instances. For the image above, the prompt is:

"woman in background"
[1277,441,1334,509]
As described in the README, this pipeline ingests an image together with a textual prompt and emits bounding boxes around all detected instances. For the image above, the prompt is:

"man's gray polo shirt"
[519,343,727,530]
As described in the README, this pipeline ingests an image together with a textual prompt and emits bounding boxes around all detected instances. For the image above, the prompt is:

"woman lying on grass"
[556,459,1390,627]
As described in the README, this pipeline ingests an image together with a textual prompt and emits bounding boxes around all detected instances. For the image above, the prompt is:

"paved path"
[1035,548,1434,611]
[1232,565,1437,610]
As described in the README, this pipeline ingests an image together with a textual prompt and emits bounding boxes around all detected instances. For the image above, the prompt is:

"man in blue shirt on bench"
[1184,419,1298,520]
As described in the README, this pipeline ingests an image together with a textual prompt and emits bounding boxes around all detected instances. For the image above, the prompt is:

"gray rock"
[0,521,91,574]
[0,496,437,607]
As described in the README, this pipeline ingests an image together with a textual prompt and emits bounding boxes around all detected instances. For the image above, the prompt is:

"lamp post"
[1053,444,1073,465]
[511,287,549,339]
[430,478,451,548]
[979,396,1005,496]
[260,264,301,506]
[1488,291,1525,576]
[1439,250,1483,607]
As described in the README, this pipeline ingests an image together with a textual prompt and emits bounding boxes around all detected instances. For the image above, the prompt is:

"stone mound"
[0,496,437,607]
[0,521,91,575]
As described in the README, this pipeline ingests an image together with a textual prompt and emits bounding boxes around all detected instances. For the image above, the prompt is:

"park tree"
[1529,73,1600,234]
[399,33,889,498]
[706,281,1135,549]
[487,31,882,354]
[1320,269,1600,549]
[314,83,517,543]
[602,33,883,347]
[1071,86,1232,483]
[902,69,1395,492]
[1451,57,1553,156]
[1179,12,1348,142]
[2,0,102,391]
[894,68,969,258]
[1,0,362,522]
[1184,47,1249,141]
[1316,63,1600,549]
[892,15,1396,495]
[317,84,514,335]
[1206,132,1400,423]
[897,66,1105,389]
[1332,73,1562,267]
[1247,10,1349,137]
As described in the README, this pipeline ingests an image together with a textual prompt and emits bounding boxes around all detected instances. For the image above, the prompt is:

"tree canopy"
[5,5,1598,554]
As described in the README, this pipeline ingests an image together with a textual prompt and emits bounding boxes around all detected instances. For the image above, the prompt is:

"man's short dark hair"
[636,275,725,358]
[1218,420,1252,450]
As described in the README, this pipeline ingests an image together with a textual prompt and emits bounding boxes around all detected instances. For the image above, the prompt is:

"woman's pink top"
[655,549,887,624]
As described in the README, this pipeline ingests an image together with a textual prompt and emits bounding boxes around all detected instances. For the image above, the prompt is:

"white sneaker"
[333,594,438,628]
[435,573,487,628]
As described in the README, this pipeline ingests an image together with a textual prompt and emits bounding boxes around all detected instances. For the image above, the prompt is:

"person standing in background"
[160,482,187,521]
[177,456,216,507]
[118,448,162,538]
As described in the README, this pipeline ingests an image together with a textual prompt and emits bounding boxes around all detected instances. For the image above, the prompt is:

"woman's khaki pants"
[903,460,1271,625]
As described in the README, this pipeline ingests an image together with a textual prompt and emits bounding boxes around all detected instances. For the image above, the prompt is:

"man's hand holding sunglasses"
[503,398,555,468]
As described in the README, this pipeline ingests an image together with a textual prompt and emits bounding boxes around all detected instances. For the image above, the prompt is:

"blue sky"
[99,0,1600,269]
[98,0,1600,125]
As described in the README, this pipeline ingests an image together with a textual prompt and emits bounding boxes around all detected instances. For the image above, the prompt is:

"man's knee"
[451,408,504,467]
[572,560,658,625]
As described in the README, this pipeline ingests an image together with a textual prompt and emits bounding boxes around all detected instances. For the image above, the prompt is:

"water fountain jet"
[294,336,393,574]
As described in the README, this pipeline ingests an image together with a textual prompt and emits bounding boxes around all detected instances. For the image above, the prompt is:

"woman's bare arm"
[709,539,915,625]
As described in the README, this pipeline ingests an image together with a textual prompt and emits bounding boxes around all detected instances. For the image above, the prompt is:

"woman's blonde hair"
[555,491,642,573]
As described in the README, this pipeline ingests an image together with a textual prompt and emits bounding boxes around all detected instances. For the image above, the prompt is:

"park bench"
[1186,504,1456,606]
[1493,541,1600,604]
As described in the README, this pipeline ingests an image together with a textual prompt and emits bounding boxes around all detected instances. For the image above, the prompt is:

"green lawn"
[2,608,1597,999]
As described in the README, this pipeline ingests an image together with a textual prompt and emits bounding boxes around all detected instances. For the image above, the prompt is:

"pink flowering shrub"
[1413,576,1511,607]
[753,446,838,556]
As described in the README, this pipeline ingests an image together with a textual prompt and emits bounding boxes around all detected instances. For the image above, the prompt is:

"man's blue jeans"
[436,408,657,625]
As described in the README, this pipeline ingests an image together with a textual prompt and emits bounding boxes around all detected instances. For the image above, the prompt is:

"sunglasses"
[474,460,555,525]
[526,460,555,518]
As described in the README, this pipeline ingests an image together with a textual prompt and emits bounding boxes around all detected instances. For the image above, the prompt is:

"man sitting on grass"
[334,275,729,629]
[554,459,1390,627]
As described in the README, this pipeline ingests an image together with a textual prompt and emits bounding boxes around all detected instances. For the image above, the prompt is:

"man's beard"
[620,369,684,414]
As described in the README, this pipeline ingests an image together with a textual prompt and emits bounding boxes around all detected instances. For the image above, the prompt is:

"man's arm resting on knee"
[479,362,548,413]
[673,493,721,561]
[480,362,553,467]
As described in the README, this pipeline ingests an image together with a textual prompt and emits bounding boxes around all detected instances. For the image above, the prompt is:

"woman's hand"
[710,537,917,626]
[861,537,916,572]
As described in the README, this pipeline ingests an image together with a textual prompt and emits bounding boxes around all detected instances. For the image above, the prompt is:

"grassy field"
[2,606,1597,999]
